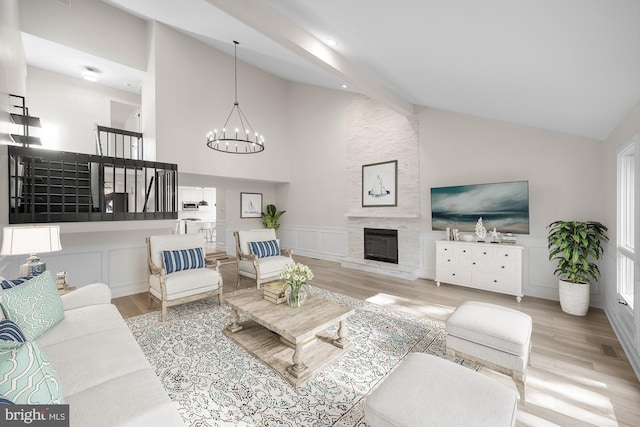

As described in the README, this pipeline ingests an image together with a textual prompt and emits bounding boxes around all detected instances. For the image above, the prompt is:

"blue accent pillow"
[162,248,205,274]
[0,320,26,350]
[0,272,42,290]
[249,240,281,258]
[0,394,13,405]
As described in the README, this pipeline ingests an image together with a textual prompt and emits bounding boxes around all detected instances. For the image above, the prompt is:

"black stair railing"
[8,146,178,224]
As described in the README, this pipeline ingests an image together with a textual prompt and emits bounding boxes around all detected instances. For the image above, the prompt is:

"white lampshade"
[1,225,62,256]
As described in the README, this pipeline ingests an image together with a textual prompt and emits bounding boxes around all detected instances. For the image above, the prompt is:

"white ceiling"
[29,0,640,141]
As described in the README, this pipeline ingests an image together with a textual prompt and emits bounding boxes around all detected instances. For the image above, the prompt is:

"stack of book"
[501,233,517,245]
[263,281,287,304]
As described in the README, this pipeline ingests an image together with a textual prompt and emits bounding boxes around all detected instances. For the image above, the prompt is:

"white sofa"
[35,283,184,427]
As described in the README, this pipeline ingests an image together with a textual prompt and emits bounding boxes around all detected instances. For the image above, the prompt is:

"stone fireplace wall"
[344,95,421,278]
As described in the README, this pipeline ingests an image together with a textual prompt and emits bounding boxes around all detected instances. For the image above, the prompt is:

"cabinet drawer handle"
[444,248,448,251]
[493,279,498,283]
[483,252,487,255]
[504,254,509,257]
[463,250,466,253]
[501,266,505,269]
[472,262,476,265]
[447,259,451,262]
[452,273,456,276]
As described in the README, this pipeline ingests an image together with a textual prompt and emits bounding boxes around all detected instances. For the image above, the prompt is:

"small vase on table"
[285,282,310,308]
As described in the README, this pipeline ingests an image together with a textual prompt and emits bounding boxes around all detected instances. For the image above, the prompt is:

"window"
[617,134,639,308]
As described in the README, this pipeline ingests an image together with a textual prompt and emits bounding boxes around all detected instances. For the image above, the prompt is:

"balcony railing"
[8,146,178,224]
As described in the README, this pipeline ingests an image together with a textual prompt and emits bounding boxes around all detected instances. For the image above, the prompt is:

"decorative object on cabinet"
[362,160,397,207]
[475,217,487,242]
[431,180,529,233]
[547,220,608,316]
[501,233,517,244]
[206,41,265,154]
[490,227,501,243]
[262,204,286,231]
[240,192,262,218]
[435,240,524,302]
[1,225,62,276]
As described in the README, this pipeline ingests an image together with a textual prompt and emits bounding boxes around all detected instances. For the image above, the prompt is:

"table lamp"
[1,225,62,277]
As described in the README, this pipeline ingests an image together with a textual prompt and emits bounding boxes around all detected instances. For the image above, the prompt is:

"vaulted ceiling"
[27,0,640,141]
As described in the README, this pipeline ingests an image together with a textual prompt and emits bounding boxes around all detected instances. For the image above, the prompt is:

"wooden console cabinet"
[435,240,524,302]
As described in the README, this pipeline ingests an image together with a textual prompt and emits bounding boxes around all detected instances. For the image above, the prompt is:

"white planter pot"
[558,280,590,316]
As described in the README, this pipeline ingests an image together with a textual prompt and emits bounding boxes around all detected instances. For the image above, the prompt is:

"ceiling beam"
[205,0,415,116]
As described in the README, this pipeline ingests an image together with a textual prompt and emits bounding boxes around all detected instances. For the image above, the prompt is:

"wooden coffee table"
[223,289,355,386]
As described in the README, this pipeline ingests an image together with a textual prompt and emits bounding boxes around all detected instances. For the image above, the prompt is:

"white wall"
[275,83,348,227]
[19,0,147,71]
[602,100,640,378]
[26,66,141,153]
[152,23,290,182]
[419,108,606,303]
[0,0,27,265]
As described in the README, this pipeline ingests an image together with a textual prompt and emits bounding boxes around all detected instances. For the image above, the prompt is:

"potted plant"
[547,220,608,316]
[261,204,285,231]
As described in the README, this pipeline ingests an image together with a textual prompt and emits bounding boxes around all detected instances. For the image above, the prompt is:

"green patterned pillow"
[0,271,64,341]
[0,341,64,404]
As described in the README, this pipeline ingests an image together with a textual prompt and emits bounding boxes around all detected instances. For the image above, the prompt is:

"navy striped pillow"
[162,248,205,274]
[0,272,42,290]
[249,240,281,258]
[0,320,26,350]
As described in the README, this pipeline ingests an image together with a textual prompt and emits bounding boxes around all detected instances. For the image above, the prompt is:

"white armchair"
[146,234,223,321]
[234,229,294,288]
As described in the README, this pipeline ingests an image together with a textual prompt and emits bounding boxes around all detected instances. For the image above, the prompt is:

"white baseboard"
[605,305,640,381]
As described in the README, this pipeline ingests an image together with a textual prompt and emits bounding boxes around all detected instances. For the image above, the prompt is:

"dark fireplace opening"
[364,228,398,264]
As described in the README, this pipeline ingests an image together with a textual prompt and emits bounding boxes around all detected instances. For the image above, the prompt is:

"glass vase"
[285,282,309,308]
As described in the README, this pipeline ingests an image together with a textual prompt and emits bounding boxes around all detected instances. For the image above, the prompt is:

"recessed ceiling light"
[325,39,337,47]
[82,66,100,82]
[341,84,348,89]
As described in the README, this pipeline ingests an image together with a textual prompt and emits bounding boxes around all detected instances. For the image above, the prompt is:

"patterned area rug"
[126,288,477,426]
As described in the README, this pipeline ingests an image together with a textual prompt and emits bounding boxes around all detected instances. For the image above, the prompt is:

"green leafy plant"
[262,204,285,231]
[547,221,608,284]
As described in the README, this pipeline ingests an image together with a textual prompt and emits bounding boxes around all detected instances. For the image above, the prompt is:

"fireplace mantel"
[345,212,419,218]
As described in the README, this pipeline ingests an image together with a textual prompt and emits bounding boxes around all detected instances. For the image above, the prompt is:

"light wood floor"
[113,255,640,427]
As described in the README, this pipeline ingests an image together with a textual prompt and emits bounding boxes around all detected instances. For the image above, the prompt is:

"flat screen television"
[430,180,530,234]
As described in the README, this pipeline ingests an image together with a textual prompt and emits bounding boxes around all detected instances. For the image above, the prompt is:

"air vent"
[601,344,619,358]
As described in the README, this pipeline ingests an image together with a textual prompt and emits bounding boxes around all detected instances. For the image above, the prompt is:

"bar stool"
[199,222,215,242]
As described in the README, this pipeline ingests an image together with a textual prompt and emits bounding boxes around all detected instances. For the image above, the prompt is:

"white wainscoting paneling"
[225,225,348,262]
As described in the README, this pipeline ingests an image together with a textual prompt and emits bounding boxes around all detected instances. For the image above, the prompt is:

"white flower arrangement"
[280,263,314,289]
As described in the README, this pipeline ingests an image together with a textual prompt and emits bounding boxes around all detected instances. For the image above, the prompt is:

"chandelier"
[206,41,264,154]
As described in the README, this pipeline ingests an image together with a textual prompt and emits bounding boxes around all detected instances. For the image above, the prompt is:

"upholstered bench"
[445,301,532,403]
[365,353,518,427]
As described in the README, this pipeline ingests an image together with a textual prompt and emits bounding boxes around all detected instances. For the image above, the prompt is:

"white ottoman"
[445,301,532,403]
[365,353,518,427]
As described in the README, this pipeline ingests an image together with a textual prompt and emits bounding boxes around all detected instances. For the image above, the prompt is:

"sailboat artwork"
[240,192,263,218]
[368,175,391,198]
[245,200,259,214]
[362,160,398,207]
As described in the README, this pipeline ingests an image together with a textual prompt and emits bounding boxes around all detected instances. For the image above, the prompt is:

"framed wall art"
[430,180,530,234]
[240,192,262,218]
[362,160,398,207]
